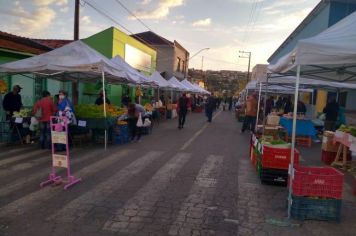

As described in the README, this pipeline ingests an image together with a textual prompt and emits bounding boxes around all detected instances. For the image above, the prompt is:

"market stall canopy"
[263,75,356,91]
[0,40,135,84]
[268,11,356,82]
[181,79,201,93]
[168,77,189,91]
[191,83,210,95]
[149,71,174,89]
[245,80,313,94]
[110,56,157,86]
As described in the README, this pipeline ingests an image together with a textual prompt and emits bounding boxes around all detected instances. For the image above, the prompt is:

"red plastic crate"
[292,166,344,199]
[261,146,299,170]
[321,150,351,165]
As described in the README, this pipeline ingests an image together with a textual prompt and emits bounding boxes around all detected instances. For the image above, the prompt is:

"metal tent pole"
[255,82,262,132]
[102,71,107,151]
[288,65,301,219]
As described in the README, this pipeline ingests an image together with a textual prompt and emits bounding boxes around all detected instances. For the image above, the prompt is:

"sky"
[0,0,320,71]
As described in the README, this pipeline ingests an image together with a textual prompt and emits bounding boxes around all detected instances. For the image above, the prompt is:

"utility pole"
[239,51,252,82]
[73,0,80,105]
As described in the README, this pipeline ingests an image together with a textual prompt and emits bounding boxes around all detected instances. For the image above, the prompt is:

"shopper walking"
[177,93,189,129]
[33,91,57,149]
[205,95,215,122]
[241,93,258,133]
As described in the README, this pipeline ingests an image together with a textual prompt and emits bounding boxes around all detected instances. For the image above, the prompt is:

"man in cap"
[2,85,23,120]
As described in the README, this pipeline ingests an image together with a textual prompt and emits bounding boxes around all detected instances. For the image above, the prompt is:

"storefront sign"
[51,131,67,144]
[52,154,68,168]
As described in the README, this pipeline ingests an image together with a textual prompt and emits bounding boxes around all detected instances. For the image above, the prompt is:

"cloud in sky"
[130,0,184,20]
[32,0,68,6]
[3,1,56,37]
[192,18,211,27]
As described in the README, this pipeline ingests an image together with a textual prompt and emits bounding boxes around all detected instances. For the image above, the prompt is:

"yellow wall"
[112,28,157,75]
[316,89,327,113]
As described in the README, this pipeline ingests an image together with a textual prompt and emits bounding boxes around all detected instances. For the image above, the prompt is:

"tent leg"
[255,82,262,132]
[288,65,301,219]
[311,90,314,119]
[102,71,107,151]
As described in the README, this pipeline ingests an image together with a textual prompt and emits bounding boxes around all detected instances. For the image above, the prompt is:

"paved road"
[0,111,355,236]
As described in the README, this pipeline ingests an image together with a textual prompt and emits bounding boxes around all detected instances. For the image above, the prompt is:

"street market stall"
[268,11,356,220]
[0,40,140,149]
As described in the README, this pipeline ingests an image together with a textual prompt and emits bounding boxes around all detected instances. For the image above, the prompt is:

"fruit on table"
[0,79,7,94]
[144,103,153,111]
[75,104,126,118]
[13,108,32,118]
[270,139,287,145]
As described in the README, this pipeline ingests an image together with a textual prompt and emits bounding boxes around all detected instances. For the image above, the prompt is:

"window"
[176,57,181,72]
[182,60,185,74]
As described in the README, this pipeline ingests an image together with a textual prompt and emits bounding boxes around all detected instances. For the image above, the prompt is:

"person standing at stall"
[33,91,57,149]
[323,96,339,131]
[2,85,23,120]
[177,93,189,129]
[241,93,258,133]
[127,101,145,142]
[95,90,111,105]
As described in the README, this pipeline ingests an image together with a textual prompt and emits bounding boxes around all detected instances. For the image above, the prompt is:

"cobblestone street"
[0,111,356,236]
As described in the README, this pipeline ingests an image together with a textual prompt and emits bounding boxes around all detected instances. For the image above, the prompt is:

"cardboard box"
[322,131,339,152]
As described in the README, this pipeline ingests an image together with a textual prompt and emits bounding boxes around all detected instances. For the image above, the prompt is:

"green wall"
[83,27,157,106]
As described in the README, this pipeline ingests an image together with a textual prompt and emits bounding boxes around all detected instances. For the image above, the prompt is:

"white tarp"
[111,56,157,86]
[0,40,135,84]
[268,11,356,82]
[149,71,174,89]
[168,76,190,91]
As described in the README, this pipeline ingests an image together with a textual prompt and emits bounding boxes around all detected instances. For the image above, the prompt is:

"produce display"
[144,103,153,112]
[75,104,126,118]
[0,80,7,94]
[12,108,32,118]
[338,124,356,137]
[117,120,128,125]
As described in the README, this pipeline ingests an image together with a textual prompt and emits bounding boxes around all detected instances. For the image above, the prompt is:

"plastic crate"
[0,121,11,133]
[260,168,288,186]
[292,166,344,199]
[291,195,341,221]
[262,146,299,170]
[321,150,351,165]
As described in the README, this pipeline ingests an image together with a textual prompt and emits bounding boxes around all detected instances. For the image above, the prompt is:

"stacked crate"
[0,121,11,143]
[113,124,129,145]
[257,146,300,186]
[290,166,344,221]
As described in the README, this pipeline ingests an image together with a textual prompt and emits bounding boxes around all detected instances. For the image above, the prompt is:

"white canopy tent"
[168,76,190,91]
[181,79,201,93]
[111,56,157,86]
[268,11,356,218]
[191,83,210,95]
[0,40,139,150]
[149,71,174,89]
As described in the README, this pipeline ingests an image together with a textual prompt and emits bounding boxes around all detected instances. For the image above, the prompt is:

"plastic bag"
[136,113,143,127]
[143,118,151,127]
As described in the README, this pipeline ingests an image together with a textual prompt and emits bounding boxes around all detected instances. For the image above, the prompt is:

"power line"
[113,0,191,57]
[203,56,247,66]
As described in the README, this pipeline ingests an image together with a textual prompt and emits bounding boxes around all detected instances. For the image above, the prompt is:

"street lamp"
[185,47,210,78]
[239,50,252,82]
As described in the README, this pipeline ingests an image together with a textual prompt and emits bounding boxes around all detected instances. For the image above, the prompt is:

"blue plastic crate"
[291,195,341,221]
[0,121,11,133]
